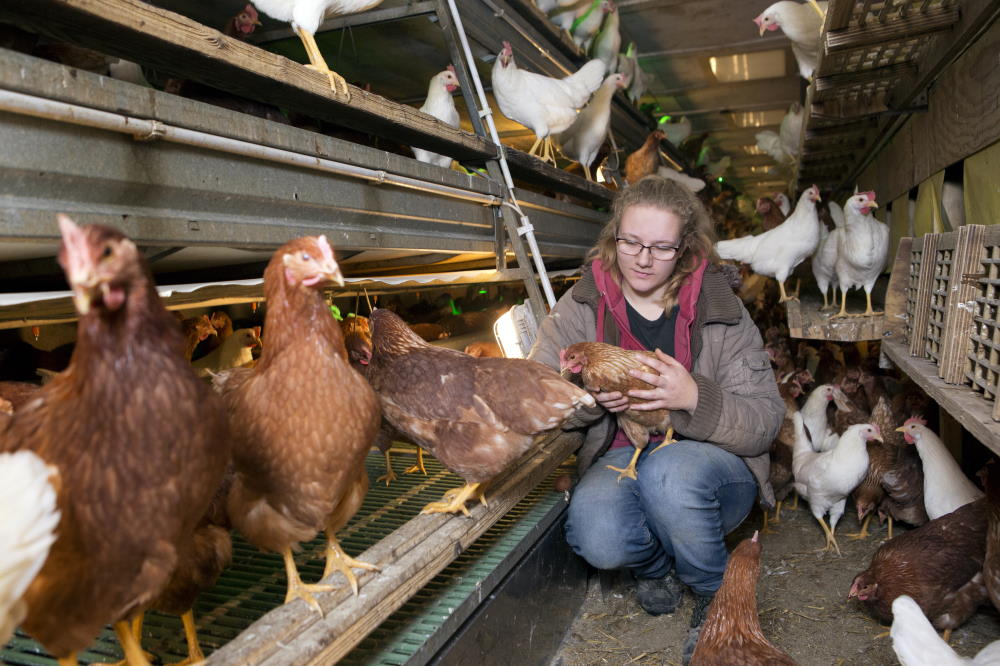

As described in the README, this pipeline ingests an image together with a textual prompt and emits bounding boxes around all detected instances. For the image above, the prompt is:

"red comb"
[863,190,876,201]
[447,64,456,74]
[903,415,927,426]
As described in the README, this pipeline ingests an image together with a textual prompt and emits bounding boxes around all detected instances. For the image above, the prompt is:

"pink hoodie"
[591,257,708,448]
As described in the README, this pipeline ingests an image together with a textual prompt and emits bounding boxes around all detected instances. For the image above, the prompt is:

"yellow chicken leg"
[404,447,427,475]
[163,610,206,666]
[830,289,851,319]
[422,482,485,516]
[846,514,872,540]
[607,446,642,482]
[649,428,676,455]
[323,531,380,595]
[282,547,334,616]
[808,0,827,19]
[295,26,349,99]
[778,279,798,303]
[528,135,544,156]
[814,516,841,555]
[113,619,153,666]
[761,509,777,535]
[863,291,882,317]
[92,615,153,666]
[376,449,396,486]
[58,657,78,666]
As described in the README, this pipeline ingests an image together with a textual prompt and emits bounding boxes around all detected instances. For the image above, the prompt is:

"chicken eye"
[101,245,113,259]
[301,252,311,261]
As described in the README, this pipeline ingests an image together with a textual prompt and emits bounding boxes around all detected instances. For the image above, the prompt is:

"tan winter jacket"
[529,263,784,508]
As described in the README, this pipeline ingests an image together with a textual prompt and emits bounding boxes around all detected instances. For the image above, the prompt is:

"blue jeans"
[565,440,758,596]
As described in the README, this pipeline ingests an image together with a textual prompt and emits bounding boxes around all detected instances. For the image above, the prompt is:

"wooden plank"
[883,236,914,341]
[0,0,495,161]
[884,337,1000,456]
[207,430,583,665]
[940,224,987,383]
[505,148,614,205]
[824,4,958,52]
[827,0,857,31]
[908,233,938,358]
[785,295,885,342]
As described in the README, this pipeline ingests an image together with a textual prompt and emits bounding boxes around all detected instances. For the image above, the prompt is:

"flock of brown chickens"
[0,218,591,665]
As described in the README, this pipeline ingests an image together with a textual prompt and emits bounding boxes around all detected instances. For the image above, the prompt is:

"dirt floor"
[549,501,1000,666]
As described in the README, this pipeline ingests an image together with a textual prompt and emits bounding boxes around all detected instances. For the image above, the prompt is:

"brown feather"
[368,309,594,484]
[1,223,230,658]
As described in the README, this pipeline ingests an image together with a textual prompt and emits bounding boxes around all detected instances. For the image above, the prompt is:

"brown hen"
[367,308,595,515]
[755,196,787,231]
[1,217,230,664]
[984,461,1000,614]
[180,314,216,361]
[560,341,673,481]
[216,236,381,613]
[690,532,797,665]
[849,498,988,637]
[765,380,803,532]
[624,130,665,184]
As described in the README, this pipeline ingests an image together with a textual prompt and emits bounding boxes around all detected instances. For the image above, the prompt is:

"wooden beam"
[811,92,891,120]
[0,0,495,161]
[825,5,959,53]
[826,0,856,32]
[814,62,916,95]
[251,2,437,43]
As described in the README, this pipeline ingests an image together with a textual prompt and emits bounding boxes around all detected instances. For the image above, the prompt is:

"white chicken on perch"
[716,185,822,302]
[754,1,828,80]
[812,200,844,310]
[0,450,60,644]
[251,0,385,97]
[832,190,889,318]
[412,66,461,169]
[555,72,628,181]
[492,41,605,165]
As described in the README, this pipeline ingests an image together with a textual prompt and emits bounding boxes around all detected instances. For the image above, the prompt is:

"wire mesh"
[1,449,568,665]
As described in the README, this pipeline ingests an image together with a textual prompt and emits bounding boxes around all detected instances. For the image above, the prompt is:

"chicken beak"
[868,201,879,208]
[253,17,262,25]
[872,434,883,442]
[894,426,906,433]
[71,284,96,315]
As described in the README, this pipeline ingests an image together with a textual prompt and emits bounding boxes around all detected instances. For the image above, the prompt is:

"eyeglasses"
[615,237,680,261]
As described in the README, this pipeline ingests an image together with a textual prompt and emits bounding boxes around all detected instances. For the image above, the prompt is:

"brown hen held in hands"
[560,341,673,481]
[691,532,797,665]
[1,216,230,664]
[216,236,381,613]
[367,309,595,516]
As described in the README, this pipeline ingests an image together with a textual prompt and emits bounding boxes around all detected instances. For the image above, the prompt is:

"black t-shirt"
[625,301,679,356]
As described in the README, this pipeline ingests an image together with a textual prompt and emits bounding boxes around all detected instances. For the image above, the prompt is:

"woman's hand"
[627,349,699,412]
[592,389,630,413]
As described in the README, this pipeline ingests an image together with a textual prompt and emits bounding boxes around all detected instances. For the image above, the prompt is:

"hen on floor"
[560,342,673,481]
[690,532,797,665]
[764,379,803,532]
[800,383,836,451]
[1,217,230,665]
[755,196,786,231]
[896,418,983,520]
[981,461,1000,613]
[891,595,1000,666]
[850,499,989,640]
[715,185,822,303]
[367,308,595,515]
[216,236,381,612]
[793,415,877,554]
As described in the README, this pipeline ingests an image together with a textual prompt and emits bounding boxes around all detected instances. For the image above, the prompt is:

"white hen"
[656,166,705,193]
[896,418,984,520]
[754,1,828,80]
[775,192,792,216]
[779,102,804,160]
[192,327,261,377]
[812,201,844,310]
[801,383,836,450]
[833,190,889,318]
[492,41,605,164]
[412,67,461,168]
[0,450,60,644]
[591,1,621,74]
[891,595,1000,665]
[555,72,628,181]
[756,129,794,165]
[793,415,876,554]
[658,116,692,146]
[572,0,612,52]
[716,185,822,302]
[251,0,384,96]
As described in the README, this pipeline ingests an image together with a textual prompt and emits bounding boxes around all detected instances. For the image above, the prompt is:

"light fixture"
[493,301,538,359]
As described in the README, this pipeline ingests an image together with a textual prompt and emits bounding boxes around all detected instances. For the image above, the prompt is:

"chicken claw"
[91,615,154,666]
[404,447,428,476]
[294,26,350,100]
[607,446,641,482]
[323,534,380,596]
[113,619,153,666]
[649,428,677,455]
[846,514,873,540]
[813,515,842,555]
[376,450,397,486]
[422,482,486,516]
[282,548,334,616]
[165,611,206,666]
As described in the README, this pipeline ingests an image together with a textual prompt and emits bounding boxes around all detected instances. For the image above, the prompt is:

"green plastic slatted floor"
[2,448,569,665]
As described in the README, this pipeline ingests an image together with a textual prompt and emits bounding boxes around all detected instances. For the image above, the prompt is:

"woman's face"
[616,204,683,299]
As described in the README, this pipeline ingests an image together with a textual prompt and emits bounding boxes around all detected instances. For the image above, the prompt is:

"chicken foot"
[648,428,677,455]
[845,514,873,540]
[323,532,380,595]
[295,26,350,99]
[281,547,335,616]
[528,135,544,157]
[376,450,397,486]
[777,280,797,303]
[421,482,486,516]
[91,615,154,666]
[607,446,642,482]
[813,516,841,555]
[113,619,153,666]
[404,447,428,475]
[57,657,78,666]
[164,610,206,666]
[761,509,777,535]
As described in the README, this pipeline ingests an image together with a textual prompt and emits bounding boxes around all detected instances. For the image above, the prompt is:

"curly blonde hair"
[587,175,718,309]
